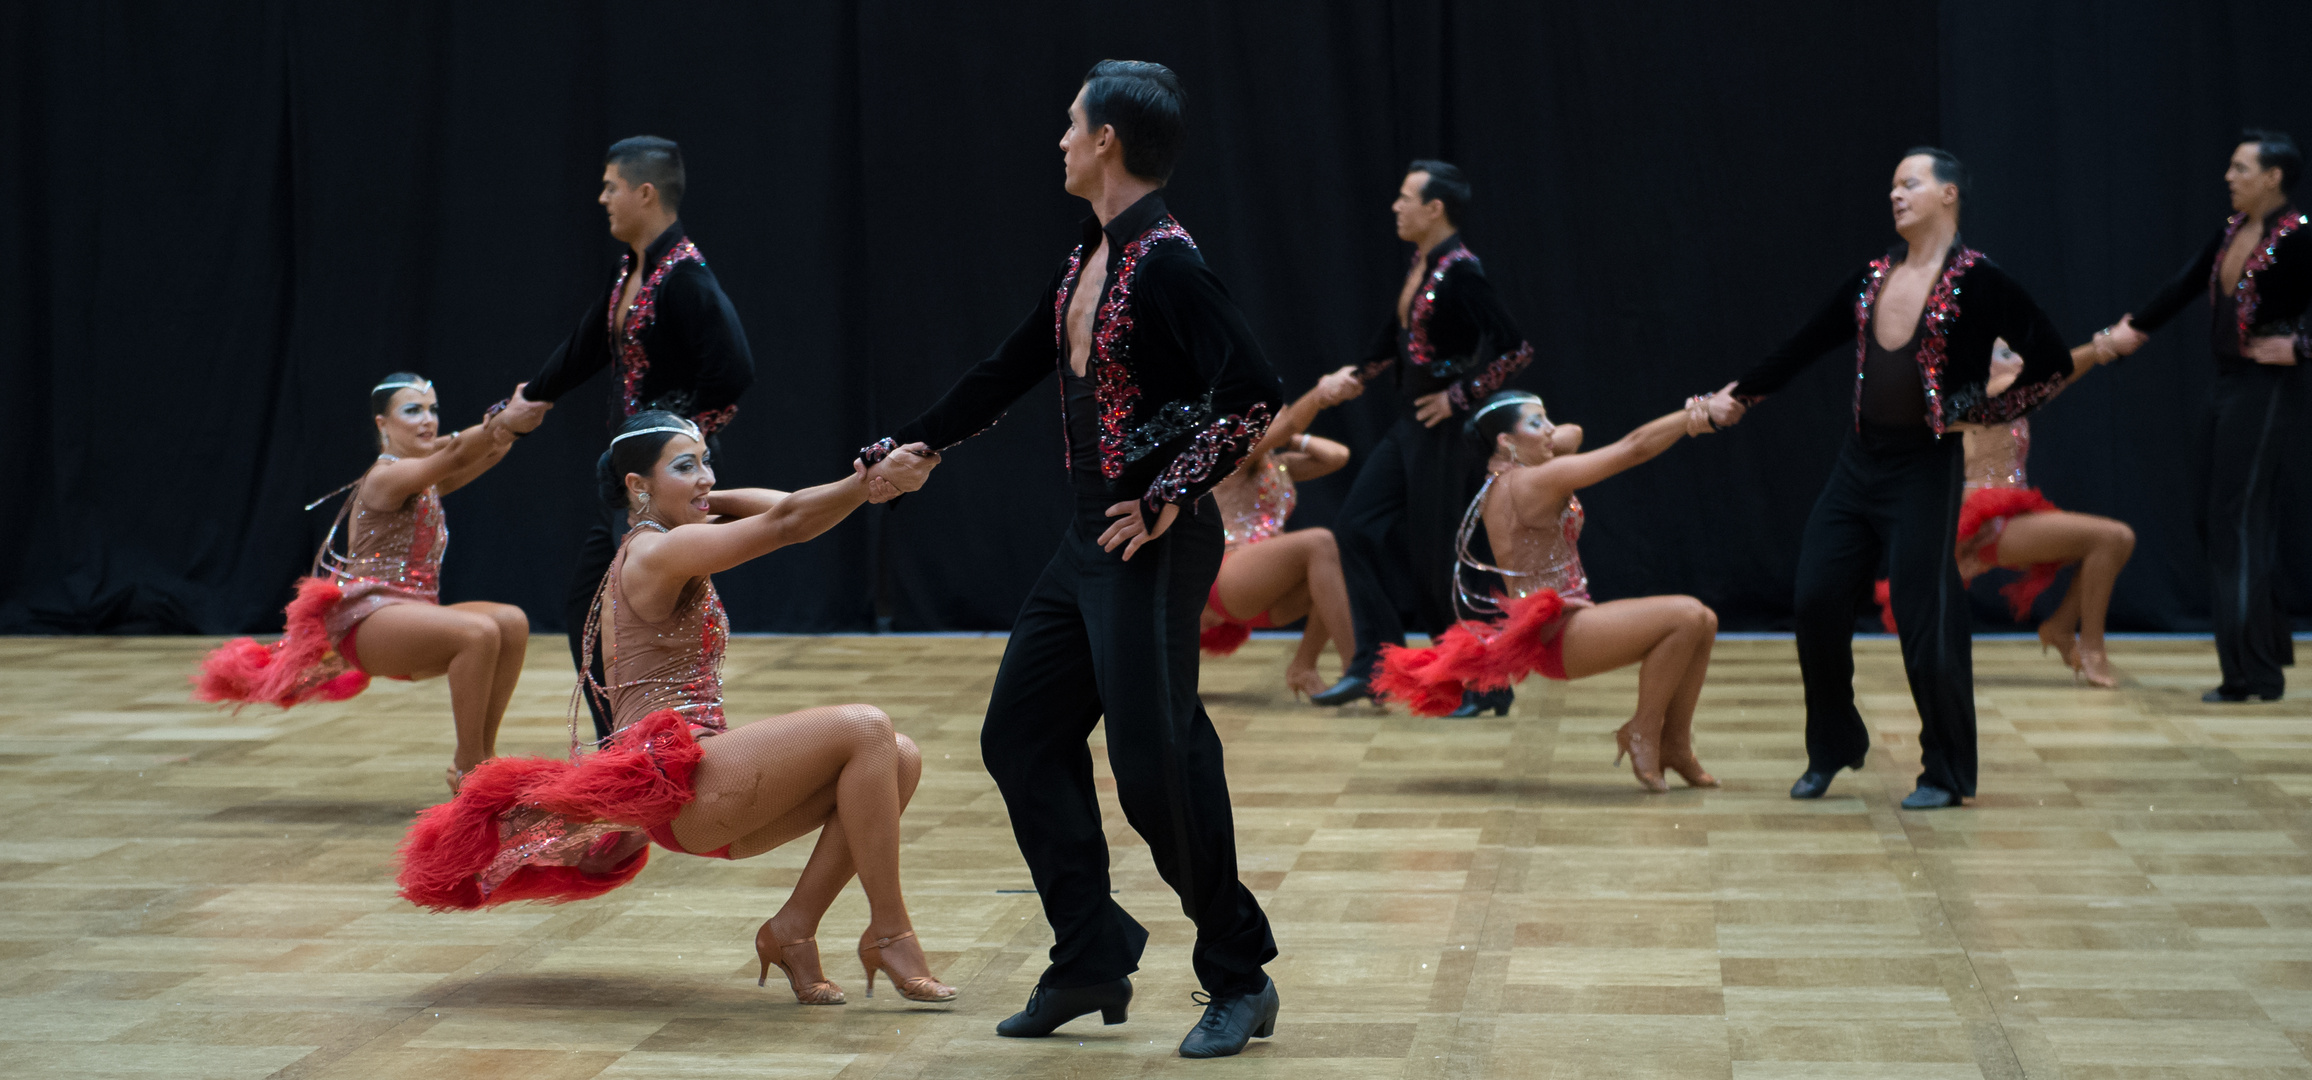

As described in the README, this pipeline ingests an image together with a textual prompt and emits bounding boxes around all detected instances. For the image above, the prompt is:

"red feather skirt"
[1373,590,1569,716]
[1958,486,2063,620]
[192,577,371,710]
[1878,486,2065,631]
[396,711,703,911]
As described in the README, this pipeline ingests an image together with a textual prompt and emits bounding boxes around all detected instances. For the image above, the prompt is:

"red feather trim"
[1998,563,2064,622]
[192,577,371,710]
[1374,590,1568,715]
[1200,620,1252,656]
[1956,488,2066,620]
[1957,486,2058,544]
[1874,579,1897,634]
[395,711,700,911]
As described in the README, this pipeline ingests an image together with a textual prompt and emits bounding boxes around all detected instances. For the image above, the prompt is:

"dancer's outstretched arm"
[1242,366,1361,481]
[632,447,938,580]
[367,386,550,505]
[1507,409,1695,513]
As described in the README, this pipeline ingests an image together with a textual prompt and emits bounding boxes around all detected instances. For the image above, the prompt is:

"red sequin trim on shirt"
[1849,247,2051,433]
[2216,210,2310,351]
[1052,218,1199,480]
[606,238,732,433]
[1404,246,1479,371]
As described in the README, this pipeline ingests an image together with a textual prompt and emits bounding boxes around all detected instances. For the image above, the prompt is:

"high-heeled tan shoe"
[2073,646,2118,689]
[1661,752,1719,789]
[858,929,955,1003]
[1286,667,1330,703]
[445,766,469,796]
[757,921,845,1005]
[1614,720,1669,793]
[2038,624,2079,673]
[1659,714,1719,789]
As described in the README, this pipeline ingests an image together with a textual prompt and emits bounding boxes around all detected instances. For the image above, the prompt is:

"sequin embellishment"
[606,238,734,433]
[1215,453,1297,548]
[574,522,730,757]
[318,458,448,646]
[2217,210,2310,351]
[1404,246,1480,373]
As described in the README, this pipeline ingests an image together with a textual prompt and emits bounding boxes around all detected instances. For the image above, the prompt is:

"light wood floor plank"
[0,636,2305,1078]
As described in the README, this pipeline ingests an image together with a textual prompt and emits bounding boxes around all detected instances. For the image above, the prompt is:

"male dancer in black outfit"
[1709,149,2104,809]
[860,61,1284,1057]
[2102,130,2307,702]
[514,136,755,740]
[1312,162,1535,714]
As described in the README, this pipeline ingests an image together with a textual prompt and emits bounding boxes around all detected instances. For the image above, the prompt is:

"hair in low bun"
[598,410,694,511]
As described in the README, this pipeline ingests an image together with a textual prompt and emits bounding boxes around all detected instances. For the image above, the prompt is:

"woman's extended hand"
[862,443,938,502]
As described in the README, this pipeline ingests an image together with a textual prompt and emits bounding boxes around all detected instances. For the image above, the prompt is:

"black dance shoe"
[2202,686,2283,703]
[1308,675,1374,707]
[1446,686,1513,717]
[994,977,1132,1038]
[1789,757,1866,800]
[1177,977,1279,1059]
[1900,784,1961,810]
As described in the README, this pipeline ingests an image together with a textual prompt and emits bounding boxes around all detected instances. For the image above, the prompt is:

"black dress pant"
[2200,358,2303,697]
[981,492,1276,994]
[1792,430,1978,796]
[564,500,623,742]
[1335,415,1470,677]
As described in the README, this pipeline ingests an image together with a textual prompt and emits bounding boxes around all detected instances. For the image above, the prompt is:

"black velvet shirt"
[2133,203,2312,361]
[876,192,1284,514]
[1357,234,1535,413]
[1734,241,2073,433]
[528,221,756,432]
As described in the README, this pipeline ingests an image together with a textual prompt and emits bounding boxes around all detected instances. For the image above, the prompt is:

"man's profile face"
[1393,172,1442,242]
[599,163,654,245]
[1059,86,1101,199]
[1889,155,1955,233]
[2227,142,2281,212]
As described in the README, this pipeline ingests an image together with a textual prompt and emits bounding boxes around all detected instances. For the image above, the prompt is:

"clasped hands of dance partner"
[854,443,938,504]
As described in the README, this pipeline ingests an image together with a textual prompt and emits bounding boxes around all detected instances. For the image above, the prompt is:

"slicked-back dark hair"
[369,372,429,418]
[1408,159,1472,226]
[606,135,686,212]
[2242,129,2303,193]
[597,410,698,511]
[1081,60,1187,183]
[1902,146,1969,205]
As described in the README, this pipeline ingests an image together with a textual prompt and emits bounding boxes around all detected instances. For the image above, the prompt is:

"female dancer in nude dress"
[1952,342,2135,686]
[397,412,954,1007]
[197,373,549,792]
[1200,366,1363,697]
[1377,391,1724,792]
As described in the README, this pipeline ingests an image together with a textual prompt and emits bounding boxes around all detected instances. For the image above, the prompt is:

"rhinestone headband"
[611,420,702,447]
[1469,391,1545,427]
[372,377,433,395]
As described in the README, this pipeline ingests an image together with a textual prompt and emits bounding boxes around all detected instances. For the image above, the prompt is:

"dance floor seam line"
[0,636,2308,1078]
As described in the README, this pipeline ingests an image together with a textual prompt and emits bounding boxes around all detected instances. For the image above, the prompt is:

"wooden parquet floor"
[1,634,2309,1079]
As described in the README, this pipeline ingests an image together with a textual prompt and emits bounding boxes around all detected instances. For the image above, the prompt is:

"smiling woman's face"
[375,388,440,455]
[1495,402,1559,465]
[627,433,715,524]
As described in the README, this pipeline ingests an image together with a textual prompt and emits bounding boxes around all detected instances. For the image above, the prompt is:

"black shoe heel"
[1253,1016,1275,1038]
[1103,1005,1127,1025]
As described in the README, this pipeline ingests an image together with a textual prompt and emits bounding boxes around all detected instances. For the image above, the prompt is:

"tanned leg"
[1995,511,2136,685]
[350,604,503,773]
[447,601,528,758]
[1212,530,1356,694]
[1557,596,1720,792]
[673,706,941,986]
[751,734,923,995]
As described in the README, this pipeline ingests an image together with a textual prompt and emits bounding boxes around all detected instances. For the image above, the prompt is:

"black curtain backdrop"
[4,1,2308,635]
